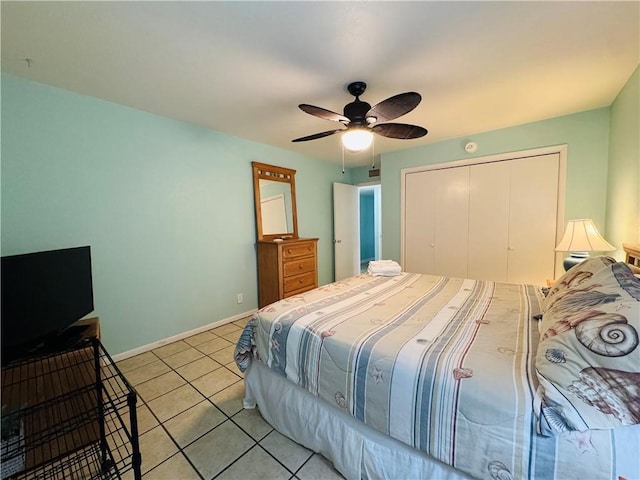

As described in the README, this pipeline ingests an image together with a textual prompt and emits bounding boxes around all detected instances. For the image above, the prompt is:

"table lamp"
[555,219,615,271]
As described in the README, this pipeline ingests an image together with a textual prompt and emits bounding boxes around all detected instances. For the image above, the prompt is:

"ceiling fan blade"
[372,123,428,139]
[366,92,421,123]
[292,129,343,143]
[299,104,350,123]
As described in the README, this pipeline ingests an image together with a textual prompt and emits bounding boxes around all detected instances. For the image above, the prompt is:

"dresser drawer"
[283,257,315,277]
[282,241,316,259]
[283,271,316,294]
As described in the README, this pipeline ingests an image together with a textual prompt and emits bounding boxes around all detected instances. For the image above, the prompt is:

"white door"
[404,167,470,277]
[260,194,287,235]
[404,170,437,273]
[468,161,510,282]
[433,167,470,278]
[333,183,360,281]
[402,150,563,284]
[507,154,560,284]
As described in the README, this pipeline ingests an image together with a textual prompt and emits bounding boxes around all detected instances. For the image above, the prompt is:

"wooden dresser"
[257,238,319,308]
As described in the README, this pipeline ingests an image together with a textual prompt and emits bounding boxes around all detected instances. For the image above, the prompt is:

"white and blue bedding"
[235,272,640,480]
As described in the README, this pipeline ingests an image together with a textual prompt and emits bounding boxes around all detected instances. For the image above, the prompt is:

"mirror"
[252,162,298,241]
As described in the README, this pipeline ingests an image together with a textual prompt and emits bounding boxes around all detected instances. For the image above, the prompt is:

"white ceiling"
[2,1,638,168]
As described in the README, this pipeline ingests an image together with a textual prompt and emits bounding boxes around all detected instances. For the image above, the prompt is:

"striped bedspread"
[235,273,640,480]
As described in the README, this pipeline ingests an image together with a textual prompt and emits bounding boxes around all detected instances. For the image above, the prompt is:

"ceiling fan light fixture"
[341,128,373,152]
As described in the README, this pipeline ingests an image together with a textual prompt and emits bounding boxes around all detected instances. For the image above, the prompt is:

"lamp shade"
[555,219,615,252]
[341,128,373,152]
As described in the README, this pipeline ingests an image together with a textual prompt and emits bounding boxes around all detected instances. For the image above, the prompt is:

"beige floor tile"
[161,347,204,369]
[135,371,186,402]
[297,454,345,480]
[210,381,246,416]
[183,420,254,479]
[195,336,233,355]
[135,403,159,435]
[232,407,273,441]
[117,351,158,374]
[191,367,241,397]
[175,356,221,382]
[209,344,236,365]
[144,452,200,480]
[225,362,243,377]
[260,430,313,473]
[232,318,251,328]
[163,400,225,448]
[221,330,242,344]
[122,360,171,386]
[118,402,158,436]
[211,323,242,337]
[138,426,178,474]
[152,340,190,359]
[183,330,216,347]
[147,383,205,422]
[216,445,291,480]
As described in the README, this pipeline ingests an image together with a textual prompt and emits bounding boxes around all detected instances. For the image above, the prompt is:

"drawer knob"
[299,264,303,269]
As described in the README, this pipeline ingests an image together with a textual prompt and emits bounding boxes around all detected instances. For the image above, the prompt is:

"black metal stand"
[1,338,141,479]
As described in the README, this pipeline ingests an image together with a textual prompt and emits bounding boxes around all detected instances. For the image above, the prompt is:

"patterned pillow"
[541,255,616,313]
[535,261,640,435]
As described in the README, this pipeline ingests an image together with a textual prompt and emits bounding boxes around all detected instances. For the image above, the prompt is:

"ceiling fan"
[292,81,428,152]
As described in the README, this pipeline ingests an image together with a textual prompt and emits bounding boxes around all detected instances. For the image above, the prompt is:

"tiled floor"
[116,318,345,480]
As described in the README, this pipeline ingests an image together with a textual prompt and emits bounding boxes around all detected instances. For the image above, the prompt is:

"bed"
[234,252,640,480]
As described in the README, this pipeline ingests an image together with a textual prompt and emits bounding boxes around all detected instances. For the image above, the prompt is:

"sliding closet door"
[468,162,510,282]
[404,170,436,274]
[507,154,560,284]
[403,150,561,284]
[433,167,469,278]
[404,167,469,277]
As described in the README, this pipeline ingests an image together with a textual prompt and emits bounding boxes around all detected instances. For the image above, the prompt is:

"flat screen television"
[1,246,94,360]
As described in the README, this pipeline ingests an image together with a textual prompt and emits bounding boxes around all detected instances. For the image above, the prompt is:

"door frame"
[400,144,567,275]
[358,184,382,264]
[333,181,382,281]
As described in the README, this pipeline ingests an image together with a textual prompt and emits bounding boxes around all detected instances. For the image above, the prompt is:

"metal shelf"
[1,338,141,480]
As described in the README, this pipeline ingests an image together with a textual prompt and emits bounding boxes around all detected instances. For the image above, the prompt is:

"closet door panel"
[507,154,560,284]
[468,162,509,282]
[434,167,469,278]
[404,171,436,274]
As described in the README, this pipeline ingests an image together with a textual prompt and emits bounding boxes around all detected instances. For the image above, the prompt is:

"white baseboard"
[111,309,257,362]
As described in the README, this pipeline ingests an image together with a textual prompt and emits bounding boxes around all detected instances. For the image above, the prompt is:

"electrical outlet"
[236,293,243,304]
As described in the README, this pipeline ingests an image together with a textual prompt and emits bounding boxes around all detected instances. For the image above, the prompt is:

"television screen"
[1,246,94,357]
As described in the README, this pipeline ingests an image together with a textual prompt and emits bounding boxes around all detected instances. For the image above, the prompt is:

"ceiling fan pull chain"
[371,136,375,168]
[342,143,345,174]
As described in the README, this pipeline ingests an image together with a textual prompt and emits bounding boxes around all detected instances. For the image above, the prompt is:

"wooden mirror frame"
[252,161,299,241]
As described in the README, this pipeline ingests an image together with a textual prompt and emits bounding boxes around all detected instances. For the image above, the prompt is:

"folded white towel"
[369,260,398,267]
[367,260,402,276]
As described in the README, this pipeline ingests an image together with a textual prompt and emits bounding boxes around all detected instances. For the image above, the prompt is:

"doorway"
[358,185,381,272]
[333,182,382,281]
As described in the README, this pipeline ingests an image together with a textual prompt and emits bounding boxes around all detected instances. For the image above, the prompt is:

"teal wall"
[606,66,640,258]
[379,108,612,262]
[359,190,375,261]
[1,74,350,355]
[351,161,380,185]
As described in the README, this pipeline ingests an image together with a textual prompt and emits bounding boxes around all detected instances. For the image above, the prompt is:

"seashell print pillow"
[534,261,640,435]
[541,255,616,314]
